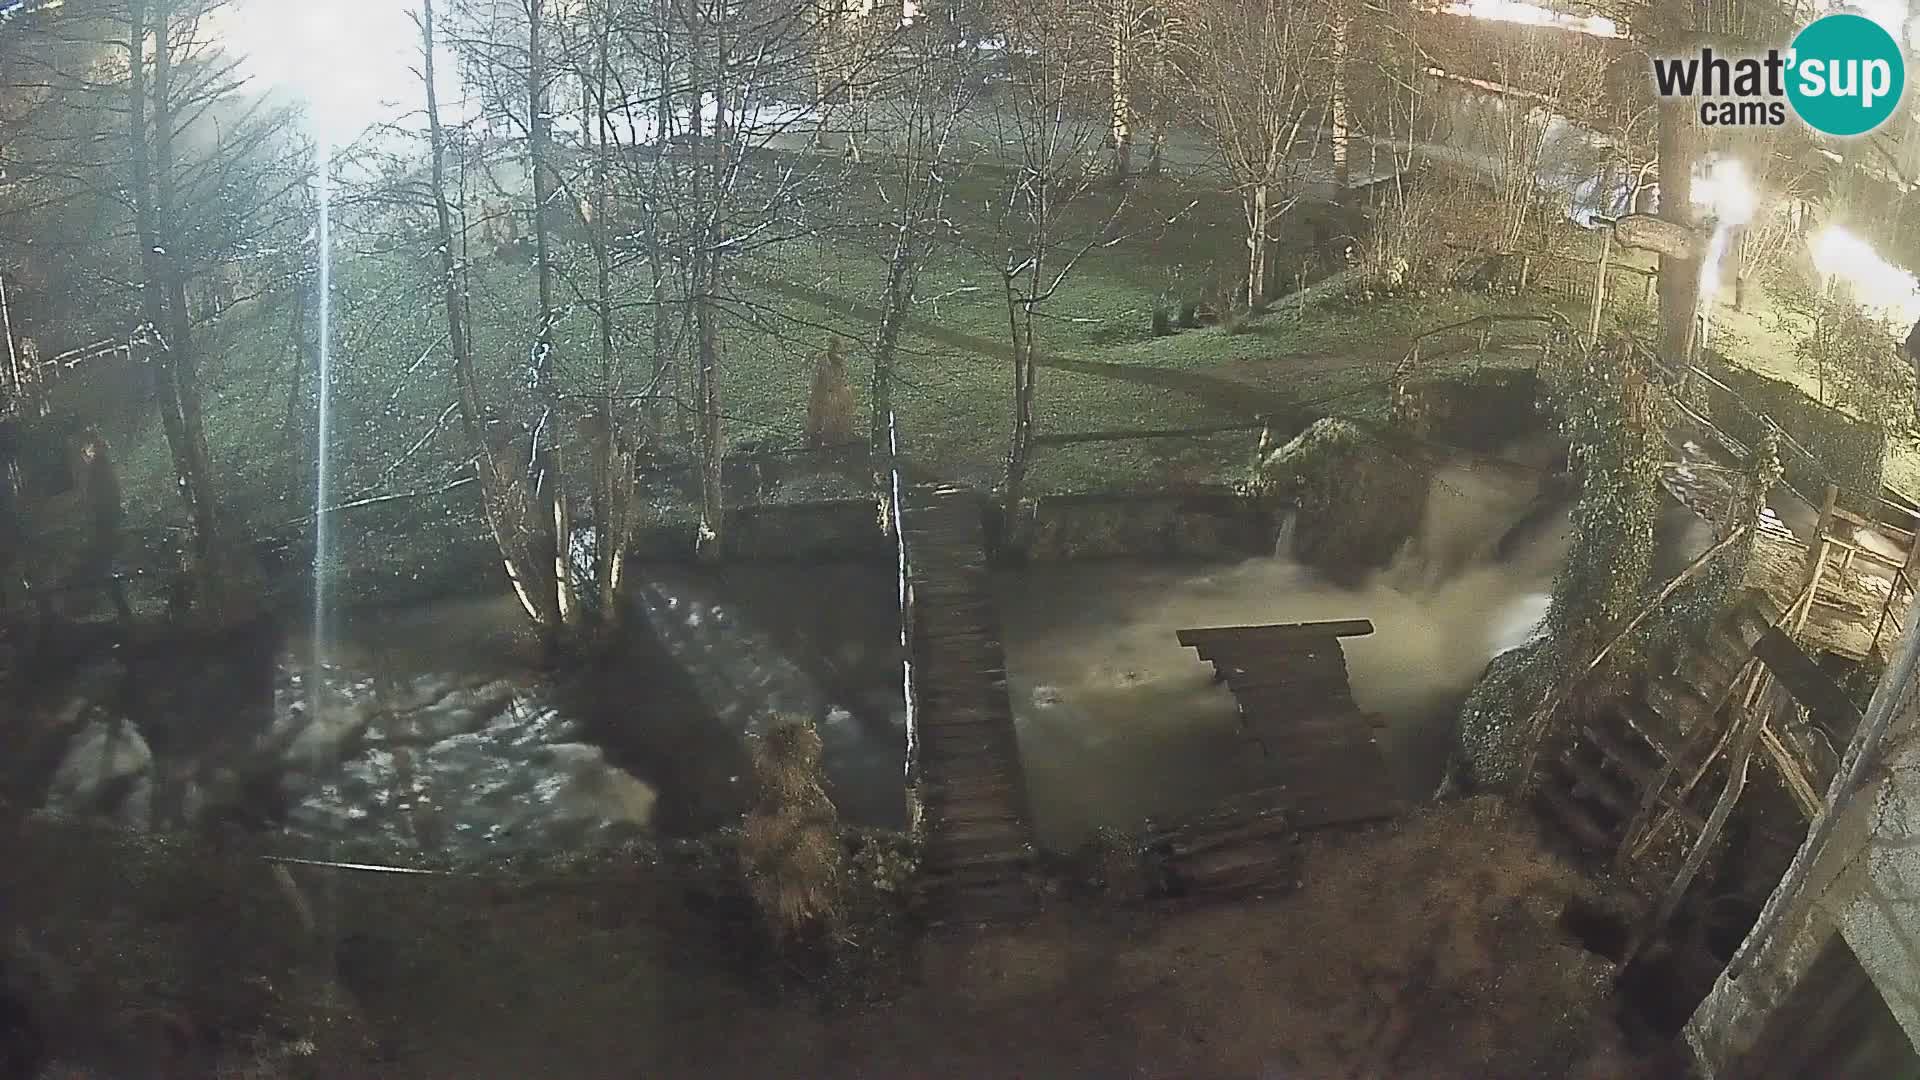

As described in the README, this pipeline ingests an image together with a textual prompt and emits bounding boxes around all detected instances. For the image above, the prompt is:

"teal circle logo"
[1787,13,1905,136]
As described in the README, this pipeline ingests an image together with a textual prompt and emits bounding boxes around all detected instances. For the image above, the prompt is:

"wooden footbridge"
[1177,620,1406,831]
[890,463,1411,922]
[897,483,1037,927]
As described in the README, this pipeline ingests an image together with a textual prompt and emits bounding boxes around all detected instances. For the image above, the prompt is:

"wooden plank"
[1177,619,1375,646]
[1830,506,1914,547]
[1751,625,1864,738]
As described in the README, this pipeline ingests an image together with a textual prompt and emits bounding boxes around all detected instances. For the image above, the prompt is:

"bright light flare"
[208,0,457,147]
[1441,0,1623,39]
[1812,226,1920,327]
[1691,157,1757,228]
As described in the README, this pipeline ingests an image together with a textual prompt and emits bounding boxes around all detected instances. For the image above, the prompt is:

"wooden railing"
[1,334,132,417]
[1391,311,1574,430]
[887,409,922,833]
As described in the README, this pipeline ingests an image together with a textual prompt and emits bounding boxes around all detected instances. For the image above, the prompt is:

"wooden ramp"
[1177,621,1406,830]
[900,484,1037,927]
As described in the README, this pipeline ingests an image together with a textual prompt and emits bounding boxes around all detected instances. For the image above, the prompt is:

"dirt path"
[2,799,1684,1079]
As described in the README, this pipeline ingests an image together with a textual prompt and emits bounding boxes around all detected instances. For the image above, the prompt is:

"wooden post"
[1519,253,1532,293]
[1810,483,1839,576]
[1789,483,1841,635]
[1868,526,1920,657]
[1589,228,1612,345]
[0,271,17,409]
[1792,541,1830,638]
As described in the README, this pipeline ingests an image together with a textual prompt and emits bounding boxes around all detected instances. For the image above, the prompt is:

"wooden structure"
[1139,787,1299,902]
[1532,479,1915,878]
[898,483,1037,927]
[1176,619,1405,830]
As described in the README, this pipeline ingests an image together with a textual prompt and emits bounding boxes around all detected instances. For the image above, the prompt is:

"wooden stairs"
[900,485,1038,928]
[1532,594,1775,865]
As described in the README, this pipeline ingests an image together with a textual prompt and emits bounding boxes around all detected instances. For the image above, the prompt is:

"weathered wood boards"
[902,485,1038,927]
[1141,787,1300,901]
[1178,620,1405,831]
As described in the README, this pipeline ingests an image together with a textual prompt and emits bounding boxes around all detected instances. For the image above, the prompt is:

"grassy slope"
[43,161,1535,596]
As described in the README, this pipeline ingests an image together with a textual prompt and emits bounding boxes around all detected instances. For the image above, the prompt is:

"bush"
[740,716,847,945]
[1450,639,1552,793]
[1353,166,1502,299]
[1771,280,1911,437]
[1701,352,1887,513]
[804,340,858,448]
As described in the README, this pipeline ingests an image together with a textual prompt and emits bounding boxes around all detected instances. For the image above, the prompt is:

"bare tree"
[1174,0,1332,307]
[1469,23,1610,254]
[419,0,565,634]
[860,9,979,494]
[0,0,304,617]
[979,0,1119,520]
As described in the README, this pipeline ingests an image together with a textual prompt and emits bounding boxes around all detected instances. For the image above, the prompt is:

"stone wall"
[1020,490,1277,562]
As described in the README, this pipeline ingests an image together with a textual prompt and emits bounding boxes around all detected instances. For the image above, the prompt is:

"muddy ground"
[0,799,1688,1079]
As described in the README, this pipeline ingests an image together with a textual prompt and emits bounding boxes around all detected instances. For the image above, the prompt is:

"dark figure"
[69,426,130,620]
[803,339,857,448]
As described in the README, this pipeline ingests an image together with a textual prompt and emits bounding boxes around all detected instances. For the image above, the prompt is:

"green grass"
[32,156,1554,596]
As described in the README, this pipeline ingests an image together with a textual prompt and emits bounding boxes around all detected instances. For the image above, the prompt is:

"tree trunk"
[525,0,577,627]
[872,239,911,497]
[422,0,556,629]
[589,9,626,624]
[1247,183,1270,306]
[1330,7,1350,195]
[131,2,223,614]
[692,11,726,561]
[1655,15,1703,368]
[696,250,723,559]
[649,11,674,441]
[1109,0,1131,183]
[1004,295,1034,524]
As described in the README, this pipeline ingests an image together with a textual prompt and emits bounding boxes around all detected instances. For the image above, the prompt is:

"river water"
[997,461,1575,848]
[33,440,1763,856]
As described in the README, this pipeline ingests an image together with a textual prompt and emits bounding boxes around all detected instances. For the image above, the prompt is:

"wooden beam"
[1759,724,1824,819]
[1751,625,1865,737]
[1178,620,1375,647]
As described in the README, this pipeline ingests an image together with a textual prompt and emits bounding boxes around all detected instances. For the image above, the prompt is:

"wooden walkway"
[899,484,1037,927]
[1177,620,1406,830]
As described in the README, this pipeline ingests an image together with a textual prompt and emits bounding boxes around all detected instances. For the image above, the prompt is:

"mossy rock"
[1450,640,1552,793]
[1259,419,1429,582]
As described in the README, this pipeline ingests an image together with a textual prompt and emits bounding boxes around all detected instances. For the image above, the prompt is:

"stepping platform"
[1177,620,1406,830]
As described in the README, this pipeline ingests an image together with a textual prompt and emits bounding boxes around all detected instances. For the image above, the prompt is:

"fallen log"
[1140,787,1300,902]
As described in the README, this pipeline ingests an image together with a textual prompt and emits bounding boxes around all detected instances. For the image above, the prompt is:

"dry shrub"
[1356,167,1503,297]
[803,339,858,448]
[741,716,847,944]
